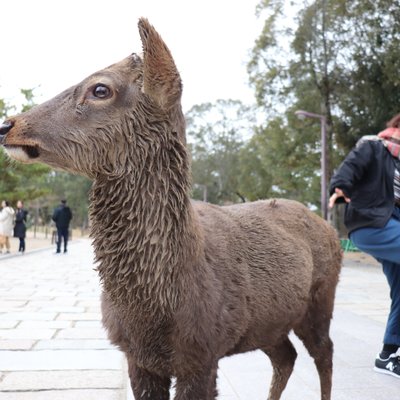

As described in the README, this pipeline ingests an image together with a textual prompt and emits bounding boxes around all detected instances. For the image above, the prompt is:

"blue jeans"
[350,209,400,346]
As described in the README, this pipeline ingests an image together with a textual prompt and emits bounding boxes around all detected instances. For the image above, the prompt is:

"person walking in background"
[52,199,73,254]
[329,112,400,378]
[0,200,15,254]
[14,200,28,254]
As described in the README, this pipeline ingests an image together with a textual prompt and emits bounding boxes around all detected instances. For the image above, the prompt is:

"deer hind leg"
[263,336,297,400]
[294,287,335,400]
[127,357,171,400]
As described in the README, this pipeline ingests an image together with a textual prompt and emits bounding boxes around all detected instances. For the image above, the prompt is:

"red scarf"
[378,127,400,158]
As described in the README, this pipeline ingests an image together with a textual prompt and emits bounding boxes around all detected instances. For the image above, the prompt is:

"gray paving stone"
[0,328,56,340]
[0,339,35,350]
[76,300,102,308]
[18,320,71,329]
[73,296,102,303]
[14,295,54,301]
[76,292,101,298]
[0,291,34,298]
[332,386,399,400]
[86,307,102,313]
[0,370,123,390]
[0,300,27,311]
[75,320,103,328]
[47,297,78,305]
[56,312,102,321]
[330,326,378,368]
[41,291,79,297]
[333,310,388,352]
[0,349,123,371]
[332,366,391,390]
[21,301,70,311]
[55,327,107,339]
[0,312,57,321]
[40,306,85,313]
[0,321,18,329]
[34,339,114,350]
[0,389,124,400]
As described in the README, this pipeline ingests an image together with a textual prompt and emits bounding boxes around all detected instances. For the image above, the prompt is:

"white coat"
[0,206,15,236]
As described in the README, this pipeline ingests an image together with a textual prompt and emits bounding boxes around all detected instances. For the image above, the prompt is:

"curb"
[0,239,84,261]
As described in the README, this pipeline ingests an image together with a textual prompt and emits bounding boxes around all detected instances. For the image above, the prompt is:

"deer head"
[0,18,185,179]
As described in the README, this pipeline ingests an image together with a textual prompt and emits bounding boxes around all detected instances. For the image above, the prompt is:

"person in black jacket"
[52,199,73,254]
[13,200,28,253]
[330,113,400,378]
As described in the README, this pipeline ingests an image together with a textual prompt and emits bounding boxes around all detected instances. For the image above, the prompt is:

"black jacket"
[52,205,73,229]
[14,209,28,238]
[330,140,396,233]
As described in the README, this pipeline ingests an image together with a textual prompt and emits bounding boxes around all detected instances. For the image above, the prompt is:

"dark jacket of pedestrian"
[329,138,396,234]
[52,204,73,229]
[14,208,28,238]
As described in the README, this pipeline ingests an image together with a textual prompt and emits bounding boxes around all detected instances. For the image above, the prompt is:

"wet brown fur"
[1,19,342,400]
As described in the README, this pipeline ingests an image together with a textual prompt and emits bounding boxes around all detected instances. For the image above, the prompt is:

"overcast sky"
[0,0,263,113]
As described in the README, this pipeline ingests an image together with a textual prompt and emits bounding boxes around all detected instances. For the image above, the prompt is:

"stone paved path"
[0,240,398,399]
[0,240,126,400]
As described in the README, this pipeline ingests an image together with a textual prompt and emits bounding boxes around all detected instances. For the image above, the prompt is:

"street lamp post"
[295,110,328,220]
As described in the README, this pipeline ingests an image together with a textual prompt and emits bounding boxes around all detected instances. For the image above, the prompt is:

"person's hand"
[329,188,350,208]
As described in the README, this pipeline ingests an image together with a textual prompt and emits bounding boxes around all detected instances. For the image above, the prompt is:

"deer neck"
[90,133,201,312]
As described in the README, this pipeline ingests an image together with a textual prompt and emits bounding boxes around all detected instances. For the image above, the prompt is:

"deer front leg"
[175,364,218,400]
[127,357,171,400]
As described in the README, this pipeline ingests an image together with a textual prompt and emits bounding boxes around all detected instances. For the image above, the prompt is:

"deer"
[0,18,342,400]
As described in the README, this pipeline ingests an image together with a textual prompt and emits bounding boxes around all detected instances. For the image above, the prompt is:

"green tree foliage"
[186,100,256,204]
[242,116,321,205]
[236,135,272,202]
[333,0,400,149]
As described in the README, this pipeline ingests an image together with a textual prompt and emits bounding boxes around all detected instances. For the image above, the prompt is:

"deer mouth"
[3,144,41,162]
[23,145,40,158]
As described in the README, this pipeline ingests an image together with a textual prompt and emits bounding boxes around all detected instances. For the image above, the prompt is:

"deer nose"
[0,121,13,136]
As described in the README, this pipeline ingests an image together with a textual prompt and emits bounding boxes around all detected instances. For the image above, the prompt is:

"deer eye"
[92,84,111,99]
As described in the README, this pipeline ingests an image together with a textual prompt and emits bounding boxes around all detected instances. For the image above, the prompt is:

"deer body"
[0,19,342,400]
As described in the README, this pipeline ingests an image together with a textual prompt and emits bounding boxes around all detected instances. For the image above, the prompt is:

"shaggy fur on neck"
[90,97,200,313]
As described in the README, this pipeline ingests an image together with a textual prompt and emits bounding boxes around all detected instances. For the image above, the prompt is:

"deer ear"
[138,18,182,110]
